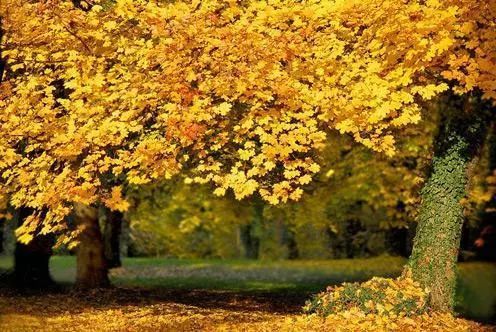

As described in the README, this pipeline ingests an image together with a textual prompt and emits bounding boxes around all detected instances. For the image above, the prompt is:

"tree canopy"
[0,0,495,244]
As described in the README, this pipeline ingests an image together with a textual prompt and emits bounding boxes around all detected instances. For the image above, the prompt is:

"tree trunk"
[2,213,15,256]
[120,214,130,258]
[239,224,260,259]
[408,96,488,312]
[280,222,299,259]
[74,204,110,289]
[0,218,4,254]
[239,200,263,259]
[14,208,55,289]
[285,229,299,259]
[102,208,123,269]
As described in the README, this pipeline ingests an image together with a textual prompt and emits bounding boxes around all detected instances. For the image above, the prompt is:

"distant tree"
[101,207,123,268]
[1,213,15,256]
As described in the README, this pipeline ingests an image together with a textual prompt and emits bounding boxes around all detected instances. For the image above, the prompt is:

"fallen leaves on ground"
[0,288,492,331]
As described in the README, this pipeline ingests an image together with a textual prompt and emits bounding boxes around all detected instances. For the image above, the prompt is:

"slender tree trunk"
[239,200,263,259]
[102,208,123,268]
[120,215,130,258]
[408,96,488,312]
[239,224,260,259]
[285,228,299,259]
[2,213,15,256]
[14,208,55,289]
[282,205,299,259]
[74,204,109,289]
[0,218,4,254]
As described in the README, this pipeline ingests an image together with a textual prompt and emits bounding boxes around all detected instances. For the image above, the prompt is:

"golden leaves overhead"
[0,0,495,239]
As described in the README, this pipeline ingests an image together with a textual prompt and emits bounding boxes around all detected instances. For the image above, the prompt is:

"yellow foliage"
[0,291,489,332]
[304,269,429,317]
[103,186,130,212]
[0,0,495,239]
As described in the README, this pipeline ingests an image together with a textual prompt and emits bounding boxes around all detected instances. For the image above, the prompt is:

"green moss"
[409,96,489,311]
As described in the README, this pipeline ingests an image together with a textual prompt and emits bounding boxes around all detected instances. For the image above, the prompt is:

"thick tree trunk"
[102,208,123,269]
[74,204,110,289]
[14,208,55,289]
[408,97,488,312]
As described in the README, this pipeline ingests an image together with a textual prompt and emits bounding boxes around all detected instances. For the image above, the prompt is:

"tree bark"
[102,207,123,268]
[408,96,488,312]
[74,204,110,289]
[14,208,55,289]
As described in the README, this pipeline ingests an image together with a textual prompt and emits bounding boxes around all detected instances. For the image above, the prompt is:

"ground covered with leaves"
[0,256,495,331]
[0,288,492,331]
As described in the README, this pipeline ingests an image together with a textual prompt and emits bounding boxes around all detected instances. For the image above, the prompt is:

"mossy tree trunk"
[74,204,110,289]
[409,96,489,312]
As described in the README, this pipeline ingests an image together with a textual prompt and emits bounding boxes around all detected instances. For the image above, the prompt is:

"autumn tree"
[1,0,495,311]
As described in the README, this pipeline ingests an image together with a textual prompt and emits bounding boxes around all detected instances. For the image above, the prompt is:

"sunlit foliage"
[128,125,431,258]
[305,270,429,317]
[299,270,486,332]
[1,0,495,244]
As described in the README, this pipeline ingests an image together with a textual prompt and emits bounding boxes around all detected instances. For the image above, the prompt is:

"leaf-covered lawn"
[0,289,492,332]
[0,289,293,332]
[0,256,495,331]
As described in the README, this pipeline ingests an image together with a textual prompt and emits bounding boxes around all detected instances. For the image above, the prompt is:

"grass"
[0,255,405,292]
[0,255,495,321]
[113,255,405,293]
